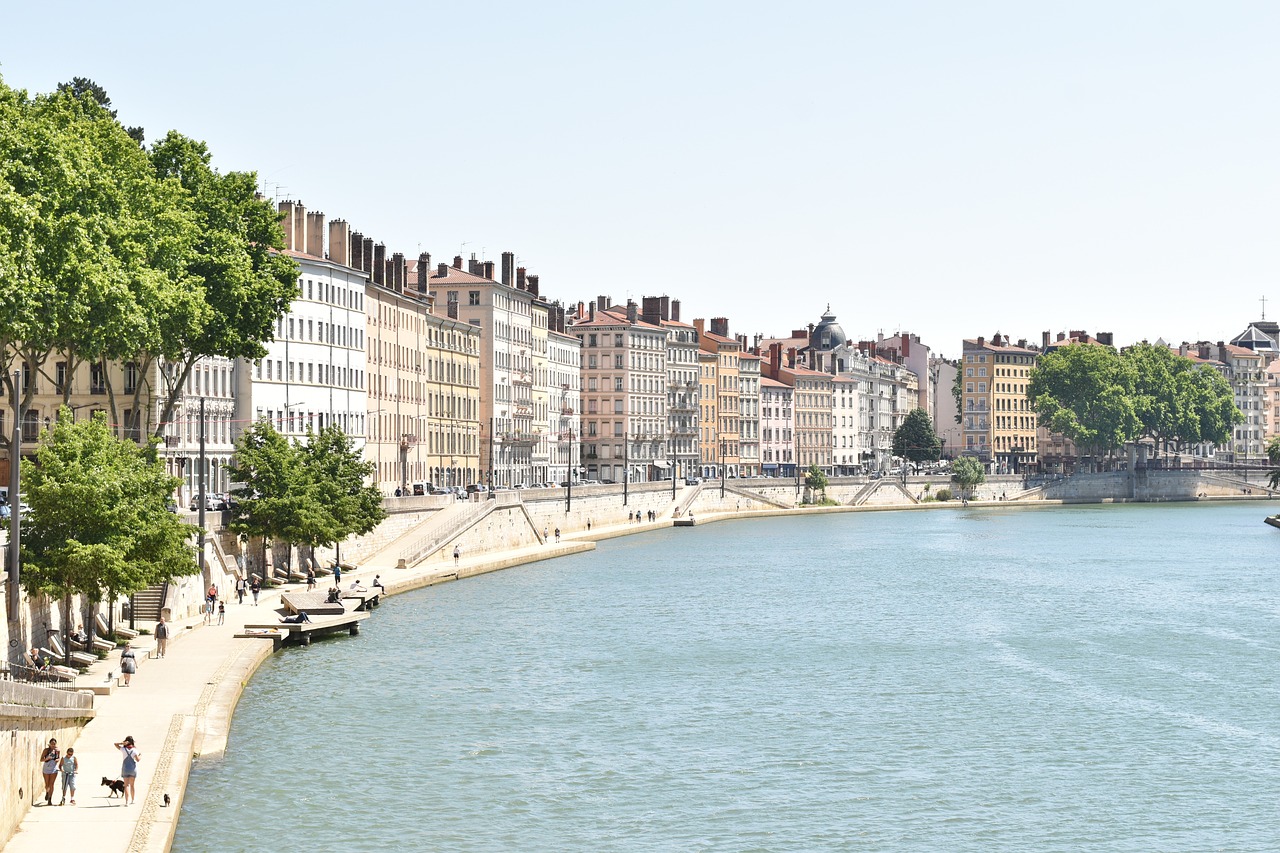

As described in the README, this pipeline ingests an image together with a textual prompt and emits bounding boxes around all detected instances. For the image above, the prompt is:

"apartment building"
[238,204,369,459]
[437,253,545,488]
[831,375,860,475]
[695,318,741,477]
[698,349,718,478]
[641,296,699,482]
[571,298,669,483]
[1179,341,1267,462]
[547,310,582,486]
[759,376,795,477]
[962,334,1038,472]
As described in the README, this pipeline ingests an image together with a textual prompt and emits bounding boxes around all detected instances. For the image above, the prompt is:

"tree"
[146,133,298,441]
[804,464,828,500]
[0,76,196,442]
[952,367,964,424]
[950,456,985,500]
[299,425,386,566]
[56,76,144,143]
[1267,435,1280,489]
[893,408,942,470]
[20,409,196,664]
[1029,343,1138,467]
[226,421,311,579]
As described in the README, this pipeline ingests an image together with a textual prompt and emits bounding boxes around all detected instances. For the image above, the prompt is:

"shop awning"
[652,460,670,468]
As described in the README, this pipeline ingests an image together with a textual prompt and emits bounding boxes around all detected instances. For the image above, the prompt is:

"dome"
[812,305,847,351]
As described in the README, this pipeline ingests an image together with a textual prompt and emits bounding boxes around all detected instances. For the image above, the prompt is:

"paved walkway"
[1,527,617,853]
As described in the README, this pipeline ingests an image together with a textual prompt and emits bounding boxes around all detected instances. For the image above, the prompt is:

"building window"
[469,291,480,305]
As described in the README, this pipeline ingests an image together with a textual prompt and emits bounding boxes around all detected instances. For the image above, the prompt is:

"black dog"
[101,777,125,797]
[163,793,171,808]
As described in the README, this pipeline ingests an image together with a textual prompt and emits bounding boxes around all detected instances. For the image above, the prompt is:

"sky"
[3,1,1278,360]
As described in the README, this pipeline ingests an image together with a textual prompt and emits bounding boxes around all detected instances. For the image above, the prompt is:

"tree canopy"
[228,422,385,571]
[0,74,296,444]
[893,408,942,468]
[950,456,985,497]
[1029,342,1242,464]
[20,409,196,659]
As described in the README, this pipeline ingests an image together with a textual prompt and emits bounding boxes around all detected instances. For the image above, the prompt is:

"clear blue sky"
[3,1,1278,359]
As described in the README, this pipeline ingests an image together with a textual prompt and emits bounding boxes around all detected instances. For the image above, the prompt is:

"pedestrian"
[236,575,247,605]
[373,574,385,591]
[333,563,342,586]
[119,642,137,686]
[586,518,592,531]
[154,616,169,658]
[554,527,561,542]
[206,583,218,611]
[250,575,261,606]
[543,526,549,543]
[39,737,59,805]
[453,545,460,566]
[114,736,141,806]
[217,601,226,625]
[306,565,316,591]
[628,511,633,522]
[59,747,78,805]
[202,598,212,625]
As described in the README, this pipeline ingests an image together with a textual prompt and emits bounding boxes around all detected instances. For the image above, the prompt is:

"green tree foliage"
[0,75,196,438]
[56,76,144,143]
[952,367,963,424]
[20,409,196,661]
[147,132,298,439]
[893,408,942,469]
[1267,435,1280,489]
[299,425,386,564]
[1028,344,1139,463]
[229,422,385,573]
[950,456,985,498]
[805,464,828,497]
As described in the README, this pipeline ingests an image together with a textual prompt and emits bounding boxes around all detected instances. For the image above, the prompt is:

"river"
[173,503,1280,851]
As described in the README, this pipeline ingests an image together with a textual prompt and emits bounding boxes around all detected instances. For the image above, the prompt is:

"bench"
[47,635,97,668]
[280,592,347,617]
[95,614,139,640]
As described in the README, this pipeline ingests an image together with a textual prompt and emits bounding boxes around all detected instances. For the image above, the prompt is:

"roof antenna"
[1261,294,1268,321]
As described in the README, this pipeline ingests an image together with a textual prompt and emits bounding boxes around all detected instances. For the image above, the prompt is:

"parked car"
[685,477,702,486]
[465,483,484,495]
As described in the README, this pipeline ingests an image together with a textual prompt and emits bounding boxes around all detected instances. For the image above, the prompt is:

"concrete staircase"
[130,583,167,623]
[394,501,500,568]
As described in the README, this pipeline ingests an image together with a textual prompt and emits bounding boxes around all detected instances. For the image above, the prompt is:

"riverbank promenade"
[2,525,607,853]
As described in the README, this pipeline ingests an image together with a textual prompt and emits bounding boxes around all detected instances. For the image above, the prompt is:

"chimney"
[597,296,609,312]
[329,220,351,267]
[641,296,662,326]
[753,333,763,353]
[392,252,405,291]
[788,347,797,368]
[277,200,298,251]
[306,211,325,258]
[516,267,527,290]
[452,255,463,269]
[482,260,495,280]
[1070,330,1086,340]
[711,317,729,337]
[467,254,481,276]
[807,323,815,345]
[1017,338,1027,349]
[362,237,374,277]
[501,252,515,286]
[627,300,637,324]
[417,252,430,293]
[977,336,985,347]
[1042,331,1050,350]
[577,301,585,321]
[526,274,539,297]
[769,342,782,378]
[437,262,449,278]
[671,299,680,322]
[1098,332,1114,346]
[372,244,386,285]
[694,318,705,335]
[659,296,670,321]
[589,302,596,320]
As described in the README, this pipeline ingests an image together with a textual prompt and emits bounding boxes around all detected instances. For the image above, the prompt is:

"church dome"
[812,306,846,351]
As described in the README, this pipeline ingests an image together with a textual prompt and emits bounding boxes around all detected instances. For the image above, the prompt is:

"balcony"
[502,432,541,446]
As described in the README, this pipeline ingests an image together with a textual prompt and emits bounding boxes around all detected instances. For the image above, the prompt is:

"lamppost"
[720,439,726,498]
[623,431,630,506]
[565,430,574,513]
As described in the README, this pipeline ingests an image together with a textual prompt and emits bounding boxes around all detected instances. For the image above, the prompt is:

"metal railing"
[3,663,82,691]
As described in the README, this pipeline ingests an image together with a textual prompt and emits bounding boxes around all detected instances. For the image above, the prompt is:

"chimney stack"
[711,317,729,337]
[769,342,782,379]
[642,296,662,326]
[417,253,430,293]
[277,200,299,251]
[526,274,539,297]
[306,211,325,258]
[627,300,637,324]
[467,254,481,276]
[452,255,463,269]
[483,260,495,280]
[329,220,351,267]
[362,237,374,277]
[788,347,797,368]
[516,267,527,290]
[1042,331,1051,350]
[392,252,405,291]
[597,295,609,312]
[501,252,514,286]
[437,262,449,278]
[373,243,386,285]
[671,299,680,322]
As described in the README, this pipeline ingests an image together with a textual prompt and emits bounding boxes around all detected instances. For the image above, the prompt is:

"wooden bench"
[47,635,97,668]
[280,592,347,616]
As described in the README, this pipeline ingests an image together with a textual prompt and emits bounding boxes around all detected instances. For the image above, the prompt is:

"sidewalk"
[2,531,609,853]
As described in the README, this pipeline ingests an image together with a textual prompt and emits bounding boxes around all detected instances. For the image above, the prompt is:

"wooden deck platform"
[341,589,382,610]
[673,517,697,527]
[243,609,370,646]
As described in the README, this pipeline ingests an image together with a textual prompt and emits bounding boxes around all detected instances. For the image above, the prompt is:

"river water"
[173,503,1280,852]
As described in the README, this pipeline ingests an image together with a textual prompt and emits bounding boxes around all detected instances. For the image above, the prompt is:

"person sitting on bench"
[279,611,312,624]
[372,574,385,591]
